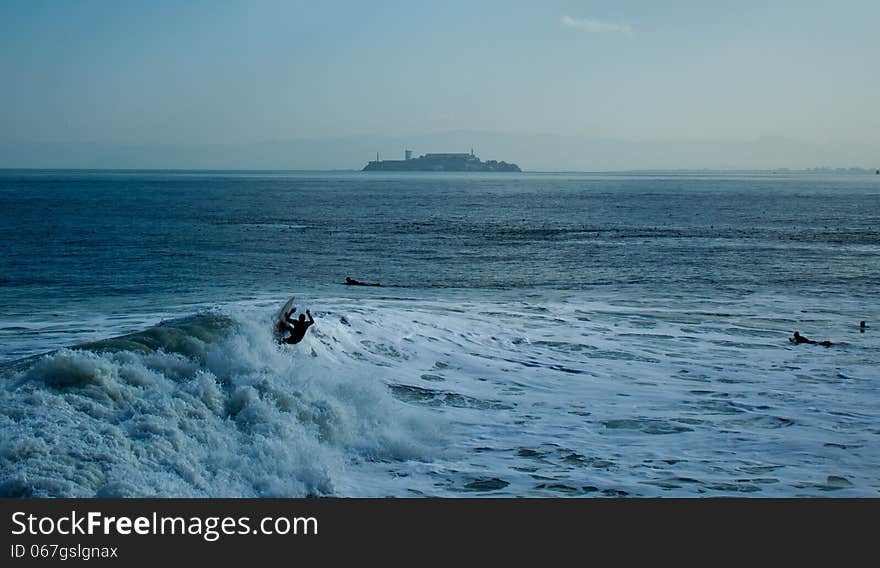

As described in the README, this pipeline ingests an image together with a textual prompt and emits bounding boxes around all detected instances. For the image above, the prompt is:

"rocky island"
[363,150,521,172]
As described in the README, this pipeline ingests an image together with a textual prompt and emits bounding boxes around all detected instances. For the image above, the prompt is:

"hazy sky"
[1,0,878,168]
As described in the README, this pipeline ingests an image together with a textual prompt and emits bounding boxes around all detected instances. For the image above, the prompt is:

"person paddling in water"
[789,331,832,347]
[345,276,381,286]
[277,305,315,345]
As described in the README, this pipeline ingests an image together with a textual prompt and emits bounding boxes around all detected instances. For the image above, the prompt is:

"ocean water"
[1,169,878,497]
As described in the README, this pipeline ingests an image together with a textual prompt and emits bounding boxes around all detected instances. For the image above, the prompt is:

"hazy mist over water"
[3,132,876,172]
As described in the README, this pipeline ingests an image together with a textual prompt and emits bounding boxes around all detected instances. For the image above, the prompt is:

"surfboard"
[274,297,296,342]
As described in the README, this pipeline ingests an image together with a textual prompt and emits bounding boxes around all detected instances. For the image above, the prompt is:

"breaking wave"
[0,309,441,497]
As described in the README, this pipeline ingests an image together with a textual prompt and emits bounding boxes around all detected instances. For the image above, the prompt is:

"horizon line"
[1,167,877,174]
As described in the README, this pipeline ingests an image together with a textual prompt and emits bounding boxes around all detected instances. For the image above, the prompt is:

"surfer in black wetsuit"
[789,331,832,347]
[345,276,381,286]
[278,306,315,345]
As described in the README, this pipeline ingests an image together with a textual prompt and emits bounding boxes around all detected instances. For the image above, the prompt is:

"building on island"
[363,149,521,172]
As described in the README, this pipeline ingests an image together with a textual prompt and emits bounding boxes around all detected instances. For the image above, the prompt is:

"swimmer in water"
[345,276,381,286]
[789,331,832,347]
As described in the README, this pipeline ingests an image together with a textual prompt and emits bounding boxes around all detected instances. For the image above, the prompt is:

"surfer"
[277,306,315,345]
[860,321,867,332]
[345,276,381,286]
[789,331,832,347]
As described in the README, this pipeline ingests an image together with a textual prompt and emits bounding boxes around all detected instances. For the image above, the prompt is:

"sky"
[1,0,878,170]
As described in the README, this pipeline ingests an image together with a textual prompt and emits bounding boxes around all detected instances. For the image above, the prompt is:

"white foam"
[0,303,443,497]
[2,291,878,497]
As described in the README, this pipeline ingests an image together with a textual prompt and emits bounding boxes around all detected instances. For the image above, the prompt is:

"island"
[363,150,521,172]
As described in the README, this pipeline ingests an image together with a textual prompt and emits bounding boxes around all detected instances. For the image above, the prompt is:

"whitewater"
[2,289,877,497]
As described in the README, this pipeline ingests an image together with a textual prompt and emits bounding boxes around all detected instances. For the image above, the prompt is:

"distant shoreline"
[1,167,877,175]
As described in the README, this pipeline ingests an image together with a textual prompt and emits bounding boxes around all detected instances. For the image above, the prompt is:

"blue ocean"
[1,169,878,497]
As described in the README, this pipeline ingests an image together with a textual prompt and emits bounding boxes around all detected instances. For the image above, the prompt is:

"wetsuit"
[345,277,380,286]
[280,313,314,345]
[790,333,832,346]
